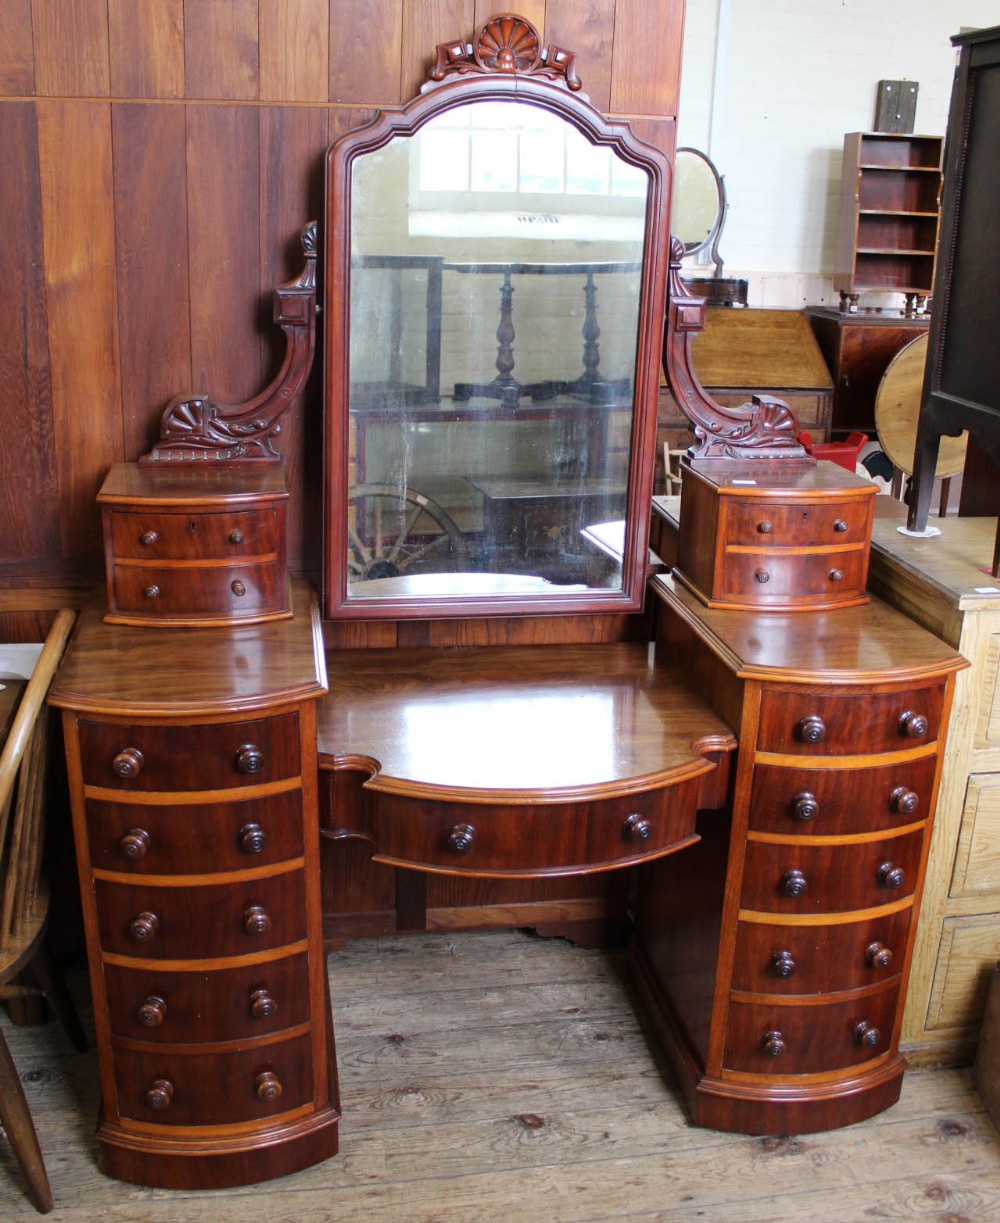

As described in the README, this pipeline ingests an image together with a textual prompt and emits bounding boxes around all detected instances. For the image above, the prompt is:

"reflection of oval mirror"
[671,147,726,275]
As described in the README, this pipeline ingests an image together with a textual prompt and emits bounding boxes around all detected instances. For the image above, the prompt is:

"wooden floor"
[2,929,1000,1221]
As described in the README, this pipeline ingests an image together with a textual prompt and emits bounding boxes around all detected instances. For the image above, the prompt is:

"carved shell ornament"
[430,13,581,91]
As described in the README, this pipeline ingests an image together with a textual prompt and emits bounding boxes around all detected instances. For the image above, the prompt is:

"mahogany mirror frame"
[321,15,672,622]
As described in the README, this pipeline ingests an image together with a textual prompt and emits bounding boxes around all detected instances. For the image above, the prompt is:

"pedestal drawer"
[104,952,311,1042]
[756,685,943,756]
[724,984,900,1075]
[731,908,911,995]
[95,869,307,959]
[740,827,924,914]
[112,1030,314,1127]
[749,754,938,836]
[86,790,304,875]
[79,712,300,792]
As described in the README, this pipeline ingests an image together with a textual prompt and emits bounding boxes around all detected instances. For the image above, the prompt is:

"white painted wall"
[677,0,1000,307]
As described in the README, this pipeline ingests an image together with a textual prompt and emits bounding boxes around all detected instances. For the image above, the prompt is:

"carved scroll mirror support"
[663,236,810,461]
[140,222,318,465]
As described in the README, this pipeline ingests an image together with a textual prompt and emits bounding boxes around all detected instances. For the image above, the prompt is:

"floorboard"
[2,930,998,1221]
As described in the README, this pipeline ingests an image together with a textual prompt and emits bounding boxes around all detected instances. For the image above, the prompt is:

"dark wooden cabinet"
[806,307,930,438]
[909,26,1000,537]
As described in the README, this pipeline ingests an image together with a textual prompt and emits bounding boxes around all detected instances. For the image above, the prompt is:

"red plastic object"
[798,430,868,472]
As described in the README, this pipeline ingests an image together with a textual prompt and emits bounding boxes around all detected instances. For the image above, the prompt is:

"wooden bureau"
[48,581,339,1189]
[631,574,965,1134]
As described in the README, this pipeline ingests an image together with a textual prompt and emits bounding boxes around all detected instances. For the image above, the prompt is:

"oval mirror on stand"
[671,148,747,308]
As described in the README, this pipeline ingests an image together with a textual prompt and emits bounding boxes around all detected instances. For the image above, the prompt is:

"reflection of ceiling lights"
[410,210,645,242]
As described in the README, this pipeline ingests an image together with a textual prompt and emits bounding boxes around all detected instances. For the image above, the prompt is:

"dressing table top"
[317,642,736,801]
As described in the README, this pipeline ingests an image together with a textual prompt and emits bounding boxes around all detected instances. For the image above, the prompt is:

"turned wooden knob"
[771,950,796,979]
[756,520,773,534]
[144,1078,174,1110]
[889,785,919,816]
[119,827,151,860]
[235,743,264,774]
[623,813,652,842]
[139,530,158,546]
[899,710,928,739]
[231,579,247,597]
[762,1030,786,1057]
[828,568,844,583]
[244,904,271,935]
[754,568,770,584]
[780,869,808,898]
[239,822,267,854]
[878,862,905,890]
[255,1071,283,1101]
[447,823,476,854]
[137,995,167,1027]
[250,988,278,1020]
[228,528,244,545]
[112,747,144,779]
[866,941,893,970]
[128,911,159,942]
[792,792,819,822]
[796,714,826,743]
[833,519,849,533]
[143,584,161,600]
[854,1020,881,1048]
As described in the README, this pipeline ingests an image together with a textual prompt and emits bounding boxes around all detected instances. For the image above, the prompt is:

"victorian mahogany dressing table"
[49,15,964,1192]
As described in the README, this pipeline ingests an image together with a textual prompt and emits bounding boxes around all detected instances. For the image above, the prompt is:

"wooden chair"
[0,610,85,1214]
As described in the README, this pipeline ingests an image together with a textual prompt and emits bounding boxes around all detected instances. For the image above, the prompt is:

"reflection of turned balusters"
[580,270,601,385]
[494,269,517,402]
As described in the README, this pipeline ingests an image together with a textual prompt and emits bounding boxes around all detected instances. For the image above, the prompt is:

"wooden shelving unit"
[834,133,944,313]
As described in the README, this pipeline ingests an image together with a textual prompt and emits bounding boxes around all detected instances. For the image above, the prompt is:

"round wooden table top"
[875,332,968,477]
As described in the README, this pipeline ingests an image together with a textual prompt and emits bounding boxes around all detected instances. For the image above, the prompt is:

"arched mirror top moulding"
[322,13,676,622]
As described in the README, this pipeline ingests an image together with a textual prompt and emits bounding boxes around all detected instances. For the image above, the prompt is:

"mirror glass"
[342,99,649,604]
[671,147,724,258]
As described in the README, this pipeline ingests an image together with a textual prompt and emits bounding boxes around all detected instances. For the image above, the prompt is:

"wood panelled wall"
[0,0,683,638]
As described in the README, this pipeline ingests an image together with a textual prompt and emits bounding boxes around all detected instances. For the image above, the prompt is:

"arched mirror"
[671,147,727,276]
[323,16,670,620]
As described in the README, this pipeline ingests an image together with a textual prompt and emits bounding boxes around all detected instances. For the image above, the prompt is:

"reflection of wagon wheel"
[347,484,468,581]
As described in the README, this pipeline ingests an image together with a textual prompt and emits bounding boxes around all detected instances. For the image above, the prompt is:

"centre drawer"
[740,826,924,914]
[104,951,311,1042]
[748,754,938,836]
[112,1030,314,1127]
[95,869,307,959]
[372,776,702,875]
[756,685,944,756]
[86,789,304,875]
[723,984,900,1075]
[78,712,301,792]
